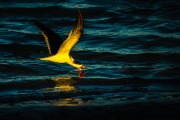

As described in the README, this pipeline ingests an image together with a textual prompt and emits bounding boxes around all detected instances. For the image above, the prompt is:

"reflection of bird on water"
[44,76,85,106]
[53,76,76,92]
[33,10,85,76]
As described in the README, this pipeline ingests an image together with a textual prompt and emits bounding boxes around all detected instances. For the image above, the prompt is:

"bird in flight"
[33,10,85,74]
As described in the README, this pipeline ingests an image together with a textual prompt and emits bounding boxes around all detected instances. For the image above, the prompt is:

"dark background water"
[0,0,180,106]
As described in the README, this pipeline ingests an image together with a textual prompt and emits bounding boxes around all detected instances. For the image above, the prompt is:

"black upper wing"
[33,20,63,55]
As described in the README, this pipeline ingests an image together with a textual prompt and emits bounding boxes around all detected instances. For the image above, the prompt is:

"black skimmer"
[33,10,85,73]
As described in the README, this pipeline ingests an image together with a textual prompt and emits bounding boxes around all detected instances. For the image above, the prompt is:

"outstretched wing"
[57,10,83,54]
[33,20,63,55]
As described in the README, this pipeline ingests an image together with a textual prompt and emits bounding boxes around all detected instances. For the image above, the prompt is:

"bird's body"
[40,53,69,63]
[33,10,85,71]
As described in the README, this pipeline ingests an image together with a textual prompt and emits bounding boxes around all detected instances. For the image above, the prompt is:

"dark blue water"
[0,0,180,106]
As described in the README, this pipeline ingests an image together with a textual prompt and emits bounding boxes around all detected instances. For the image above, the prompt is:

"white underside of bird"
[40,53,81,69]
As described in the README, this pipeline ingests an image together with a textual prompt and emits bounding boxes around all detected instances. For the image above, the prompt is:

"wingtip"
[77,10,83,20]
[77,10,81,15]
[76,10,83,29]
[32,20,44,29]
[32,20,40,25]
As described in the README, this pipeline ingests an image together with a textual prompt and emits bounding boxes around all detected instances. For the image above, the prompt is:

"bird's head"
[74,63,86,71]
[71,58,86,70]
[72,63,86,71]
[79,65,86,69]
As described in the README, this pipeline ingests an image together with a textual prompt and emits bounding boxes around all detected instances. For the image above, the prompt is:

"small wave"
[0,77,180,104]
[77,50,180,63]
[154,67,180,78]
[0,63,37,75]
[0,43,46,58]
[0,6,74,18]
[0,77,180,91]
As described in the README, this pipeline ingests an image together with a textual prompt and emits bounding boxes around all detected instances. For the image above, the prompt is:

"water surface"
[0,0,180,106]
